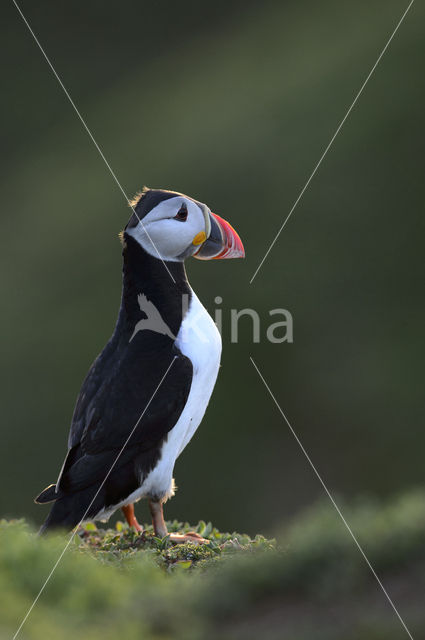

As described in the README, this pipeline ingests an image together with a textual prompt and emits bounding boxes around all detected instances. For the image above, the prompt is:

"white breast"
[136,290,222,501]
[94,291,222,522]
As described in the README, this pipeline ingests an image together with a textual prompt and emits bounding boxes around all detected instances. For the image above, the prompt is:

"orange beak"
[194,212,245,260]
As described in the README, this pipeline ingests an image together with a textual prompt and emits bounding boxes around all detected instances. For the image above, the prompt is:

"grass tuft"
[78,519,275,570]
[2,490,425,639]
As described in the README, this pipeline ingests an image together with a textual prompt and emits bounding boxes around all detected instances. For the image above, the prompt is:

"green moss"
[78,518,275,571]
[2,490,425,639]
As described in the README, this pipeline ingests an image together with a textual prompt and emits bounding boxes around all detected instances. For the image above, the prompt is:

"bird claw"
[168,532,210,545]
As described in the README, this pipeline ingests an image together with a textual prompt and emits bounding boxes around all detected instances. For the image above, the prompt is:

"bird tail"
[34,483,75,535]
[34,483,58,504]
[38,496,82,535]
[36,484,103,535]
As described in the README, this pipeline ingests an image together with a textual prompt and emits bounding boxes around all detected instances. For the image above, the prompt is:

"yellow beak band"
[192,231,207,246]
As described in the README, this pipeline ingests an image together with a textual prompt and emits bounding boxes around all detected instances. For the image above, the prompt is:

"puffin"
[36,187,244,543]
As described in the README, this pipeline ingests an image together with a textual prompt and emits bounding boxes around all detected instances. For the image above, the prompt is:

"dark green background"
[1,0,423,535]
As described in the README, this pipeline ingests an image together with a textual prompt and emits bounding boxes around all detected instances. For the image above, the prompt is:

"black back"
[40,230,194,528]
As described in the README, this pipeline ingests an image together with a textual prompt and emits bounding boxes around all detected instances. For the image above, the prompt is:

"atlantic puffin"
[36,188,244,542]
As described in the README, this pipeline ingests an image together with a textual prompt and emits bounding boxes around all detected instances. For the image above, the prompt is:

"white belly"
[94,292,221,522]
[133,290,222,501]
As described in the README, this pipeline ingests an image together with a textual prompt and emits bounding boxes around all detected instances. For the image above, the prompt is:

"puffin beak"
[194,212,245,260]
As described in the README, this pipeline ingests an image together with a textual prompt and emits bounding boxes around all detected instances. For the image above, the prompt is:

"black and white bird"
[36,188,244,542]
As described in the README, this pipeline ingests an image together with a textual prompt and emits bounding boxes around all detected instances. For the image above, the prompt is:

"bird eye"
[174,203,188,222]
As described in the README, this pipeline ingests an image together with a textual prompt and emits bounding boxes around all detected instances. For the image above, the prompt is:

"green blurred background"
[1,0,423,535]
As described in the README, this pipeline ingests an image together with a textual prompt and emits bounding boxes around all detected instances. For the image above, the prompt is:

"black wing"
[57,331,192,494]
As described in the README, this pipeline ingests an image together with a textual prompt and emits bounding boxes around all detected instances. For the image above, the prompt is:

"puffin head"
[123,187,244,262]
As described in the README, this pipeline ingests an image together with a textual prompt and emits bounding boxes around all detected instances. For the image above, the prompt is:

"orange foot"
[168,532,210,545]
[148,499,210,545]
[122,503,143,533]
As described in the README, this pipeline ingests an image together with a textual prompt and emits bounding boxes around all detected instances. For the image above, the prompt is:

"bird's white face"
[126,196,211,262]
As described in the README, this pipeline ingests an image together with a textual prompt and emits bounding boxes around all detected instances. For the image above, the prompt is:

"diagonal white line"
[250,357,414,640]
[250,0,415,284]
[11,0,176,284]
[12,356,177,640]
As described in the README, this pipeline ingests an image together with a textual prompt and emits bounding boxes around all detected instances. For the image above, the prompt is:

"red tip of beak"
[211,212,245,259]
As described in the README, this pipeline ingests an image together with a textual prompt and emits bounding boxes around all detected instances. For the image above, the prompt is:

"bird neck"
[119,235,192,339]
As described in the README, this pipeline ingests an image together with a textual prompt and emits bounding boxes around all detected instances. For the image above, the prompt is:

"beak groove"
[194,212,245,260]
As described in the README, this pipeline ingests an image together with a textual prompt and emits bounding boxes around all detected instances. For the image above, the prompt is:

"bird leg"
[148,499,209,545]
[148,499,168,538]
[121,503,143,532]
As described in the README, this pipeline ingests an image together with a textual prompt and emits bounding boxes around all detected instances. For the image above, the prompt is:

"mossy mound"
[2,490,425,639]
[78,519,275,571]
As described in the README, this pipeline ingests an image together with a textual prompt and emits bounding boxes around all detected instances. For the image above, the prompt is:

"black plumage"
[37,208,193,533]
[36,187,244,539]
